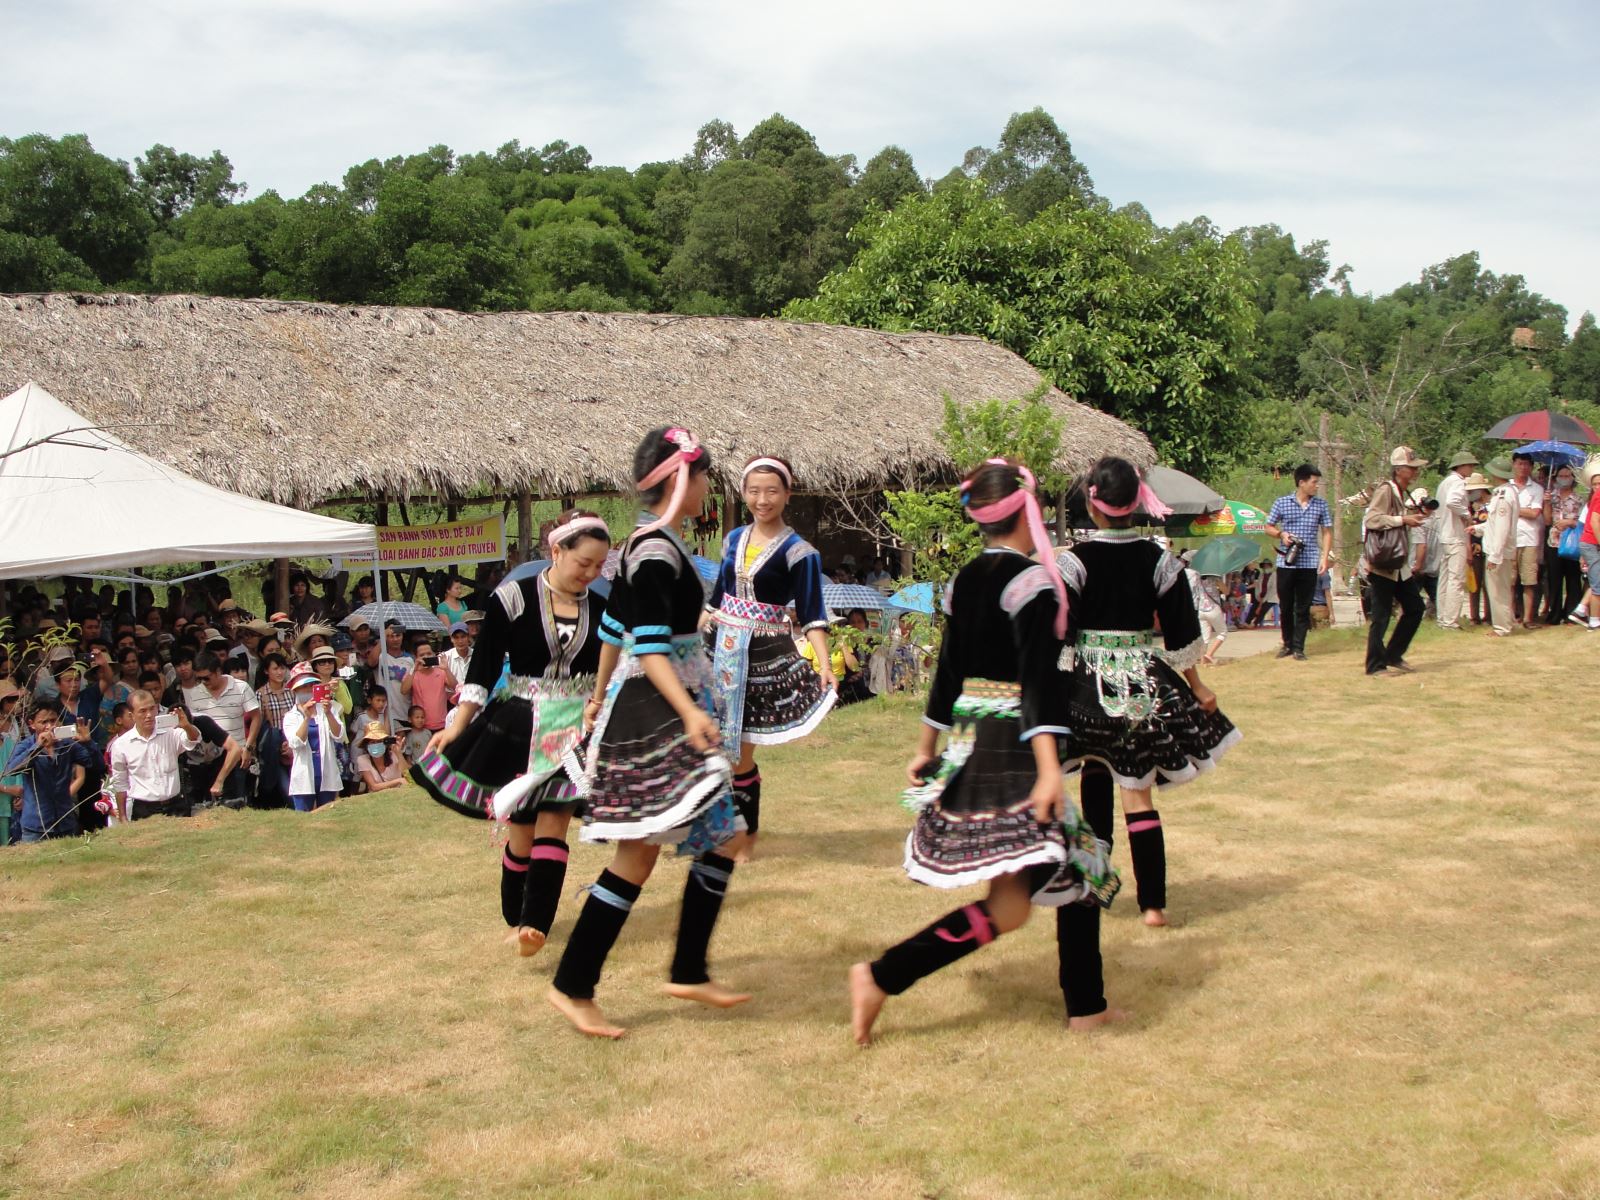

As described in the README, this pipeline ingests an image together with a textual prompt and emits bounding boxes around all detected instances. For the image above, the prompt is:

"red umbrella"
[1484,409,1599,445]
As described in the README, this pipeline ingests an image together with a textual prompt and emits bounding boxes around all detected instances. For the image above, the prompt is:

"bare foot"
[662,980,752,1008]
[1141,908,1169,927]
[729,832,757,864]
[517,926,547,957]
[849,961,887,1047]
[1067,1006,1130,1032]
[546,987,626,1039]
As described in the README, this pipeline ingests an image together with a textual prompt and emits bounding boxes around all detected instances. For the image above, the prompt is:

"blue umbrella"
[1515,440,1584,467]
[502,560,612,600]
[823,583,887,613]
[887,581,936,614]
[692,554,719,585]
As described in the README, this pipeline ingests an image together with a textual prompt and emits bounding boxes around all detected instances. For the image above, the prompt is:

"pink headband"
[635,428,703,537]
[962,459,1068,639]
[740,457,792,489]
[548,515,610,548]
[1088,479,1173,521]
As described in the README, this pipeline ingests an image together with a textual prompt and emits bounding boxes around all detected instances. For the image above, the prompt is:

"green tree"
[0,133,154,286]
[148,191,285,296]
[788,181,1257,475]
[1555,312,1600,405]
[965,108,1094,219]
[135,145,244,225]
[856,146,925,212]
[268,184,381,303]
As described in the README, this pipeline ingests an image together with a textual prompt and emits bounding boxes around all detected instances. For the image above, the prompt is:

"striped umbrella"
[823,583,888,613]
[1485,409,1599,445]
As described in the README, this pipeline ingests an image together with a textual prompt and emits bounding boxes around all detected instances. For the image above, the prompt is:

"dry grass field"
[3,624,1599,1199]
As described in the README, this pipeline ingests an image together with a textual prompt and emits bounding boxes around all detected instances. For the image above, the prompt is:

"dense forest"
[3,109,1597,480]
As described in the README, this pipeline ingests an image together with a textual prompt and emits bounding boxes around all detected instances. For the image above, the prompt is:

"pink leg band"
[528,844,569,863]
[502,850,529,872]
[1126,818,1163,834]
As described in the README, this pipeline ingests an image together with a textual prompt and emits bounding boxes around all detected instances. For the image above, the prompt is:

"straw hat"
[358,720,392,744]
[1582,455,1600,490]
[0,679,23,706]
[241,618,276,637]
[294,621,336,650]
[1461,472,1491,492]
[1390,446,1429,469]
[309,646,339,664]
[286,663,318,693]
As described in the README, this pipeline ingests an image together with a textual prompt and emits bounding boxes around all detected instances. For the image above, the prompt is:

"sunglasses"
[194,673,214,683]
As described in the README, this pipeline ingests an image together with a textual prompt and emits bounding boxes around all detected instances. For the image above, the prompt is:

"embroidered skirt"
[411,675,590,821]
[1057,630,1241,790]
[901,681,1118,908]
[575,635,734,852]
[711,596,835,746]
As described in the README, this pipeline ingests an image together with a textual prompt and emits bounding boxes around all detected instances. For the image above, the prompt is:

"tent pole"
[370,534,393,735]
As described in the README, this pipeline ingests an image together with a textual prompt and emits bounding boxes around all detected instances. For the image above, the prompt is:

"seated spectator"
[352,721,409,793]
[2,698,95,841]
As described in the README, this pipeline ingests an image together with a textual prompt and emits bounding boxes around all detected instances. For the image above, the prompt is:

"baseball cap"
[449,621,469,635]
[1389,446,1429,469]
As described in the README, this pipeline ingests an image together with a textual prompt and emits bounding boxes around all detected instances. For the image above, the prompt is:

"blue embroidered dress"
[707,524,835,747]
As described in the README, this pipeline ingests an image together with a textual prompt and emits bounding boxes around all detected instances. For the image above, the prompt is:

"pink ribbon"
[962,458,1068,639]
[1088,480,1173,521]
[634,428,704,538]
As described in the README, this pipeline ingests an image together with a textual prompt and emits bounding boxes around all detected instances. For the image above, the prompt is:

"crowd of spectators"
[1,566,498,843]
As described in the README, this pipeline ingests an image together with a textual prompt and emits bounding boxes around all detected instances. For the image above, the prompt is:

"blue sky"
[9,0,1598,320]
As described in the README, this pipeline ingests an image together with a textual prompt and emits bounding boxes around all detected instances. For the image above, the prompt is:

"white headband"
[549,516,611,548]
[740,457,792,488]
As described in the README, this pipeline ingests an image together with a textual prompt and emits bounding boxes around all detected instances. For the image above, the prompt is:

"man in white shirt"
[1512,453,1545,628]
[1479,457,1519,637]
[111,690,200,820]
[1433,450,1477,629]
[439,622,474,696]
[187,650,261,807]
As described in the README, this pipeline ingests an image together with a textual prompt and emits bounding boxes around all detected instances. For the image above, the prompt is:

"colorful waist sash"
[951,678,1022,722]
[1060,629,1159,723]
[714,594,790,633]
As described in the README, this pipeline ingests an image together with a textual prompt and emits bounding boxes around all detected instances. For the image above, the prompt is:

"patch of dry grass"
[3,624,1598,1199]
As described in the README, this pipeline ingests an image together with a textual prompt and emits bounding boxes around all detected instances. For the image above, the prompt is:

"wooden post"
[1304,412,1351,588]
[722,487,738,542]
[273,557,290,618]
[517,490,533,559]
[1056,488,1069,543]
[376,499,389,604]
[446,500,458,578]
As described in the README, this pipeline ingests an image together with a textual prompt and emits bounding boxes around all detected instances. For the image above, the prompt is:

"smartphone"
[52,725,79,741]
[311,683,332,705]
[155,713,179,732]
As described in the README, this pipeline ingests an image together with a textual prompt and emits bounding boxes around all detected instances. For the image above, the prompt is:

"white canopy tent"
[0,381,377,580]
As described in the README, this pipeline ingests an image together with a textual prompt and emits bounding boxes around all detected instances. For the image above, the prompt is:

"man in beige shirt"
[1477,456,1519,637]
[1362,446,1429,676]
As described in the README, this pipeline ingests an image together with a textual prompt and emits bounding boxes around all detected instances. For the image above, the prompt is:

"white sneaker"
[1589,618,1600,630]
[1569,610,1588,627]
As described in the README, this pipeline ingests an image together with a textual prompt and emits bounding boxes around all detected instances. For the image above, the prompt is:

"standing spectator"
[1411,492,1441,613]
[377,619,414,725]
[352,720,410,793]
[110,691,201,821]
[1434,450,1478,629]
[435,575,472,628]
[1362,447,1430,675]
[439,622,474,694]
[1511,453,1545,629]
[187,650,261,807]
[1542,462,1583,624]
[282,664,346,812]
[403,706,433,762]
[1573,457,1600,629]
[308,648,354,718]
[400,642,452,733]
[2,698,94,841]
[254,654,295,731]
[1264,464,1333,660]
[287,573,327,626]
[351,688,390,745]
[1478,457,1519,638]
[0,680,26,844]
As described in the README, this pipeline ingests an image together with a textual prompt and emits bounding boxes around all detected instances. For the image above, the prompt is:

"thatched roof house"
[0,292,1152,506]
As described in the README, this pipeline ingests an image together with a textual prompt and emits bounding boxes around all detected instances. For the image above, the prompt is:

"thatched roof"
[0,292,1153,505]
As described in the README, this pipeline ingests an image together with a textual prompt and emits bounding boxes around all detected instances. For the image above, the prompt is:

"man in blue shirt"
[1265,464,1334,661]
[2,697,95,842]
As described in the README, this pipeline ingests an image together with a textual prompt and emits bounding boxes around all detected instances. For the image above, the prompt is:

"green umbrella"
[1173,500,1270,538]
[1187,535,1262,578]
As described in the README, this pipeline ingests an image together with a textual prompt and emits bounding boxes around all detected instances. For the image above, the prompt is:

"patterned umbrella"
[1485,409,1599,445]
[823,583,888,613]
[887,582,937,614]
[1172,501,1270,538]
[338,601,444,632]
[1513,439,1585,467]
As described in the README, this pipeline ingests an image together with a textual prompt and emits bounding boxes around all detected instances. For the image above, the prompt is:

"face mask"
[366,741,387,754]
[293,688,313,704]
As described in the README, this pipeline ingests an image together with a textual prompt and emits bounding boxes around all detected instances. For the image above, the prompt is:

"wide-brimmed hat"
[359,720,392,744]
[217,599,240,613]
[1446,450,1480,470]
[295,622,336,649]
[309,646,339,664]
[203,629,229,645]
[269,612,292,626]
[133,625,153,638]
[1581,456,1600,489]
[1461,472,1491,491]
[1390,446,1430,469]
[240,618,276,637]
[1484,456,1514,481]
[286,664,319,693]
[0,679,23,706]
[462,610,486,624]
